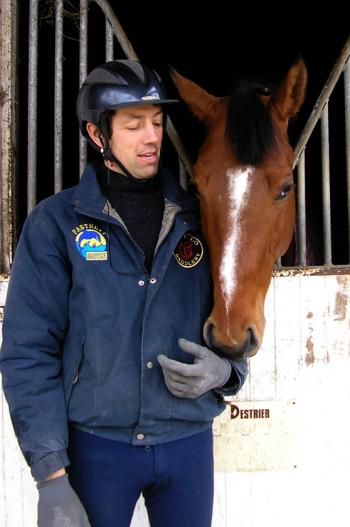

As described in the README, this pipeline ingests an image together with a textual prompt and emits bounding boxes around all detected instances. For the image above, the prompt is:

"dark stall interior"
[16,2,349,264]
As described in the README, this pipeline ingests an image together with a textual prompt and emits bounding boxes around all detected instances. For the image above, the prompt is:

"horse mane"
[226,80,276,165]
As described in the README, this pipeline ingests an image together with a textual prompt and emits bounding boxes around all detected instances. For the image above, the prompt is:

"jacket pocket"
[62,328,86,405]
[169,390,225,423]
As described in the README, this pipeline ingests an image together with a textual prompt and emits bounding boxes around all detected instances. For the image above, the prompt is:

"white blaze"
[220,167,252,307]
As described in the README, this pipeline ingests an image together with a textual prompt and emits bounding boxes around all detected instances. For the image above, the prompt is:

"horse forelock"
[226,80,276,165]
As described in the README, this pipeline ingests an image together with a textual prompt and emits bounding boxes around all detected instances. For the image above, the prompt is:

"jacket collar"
[71,161,198,220]
[158,167,198,212]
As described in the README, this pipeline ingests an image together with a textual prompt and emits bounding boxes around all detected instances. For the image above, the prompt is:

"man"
[0,60,247,527]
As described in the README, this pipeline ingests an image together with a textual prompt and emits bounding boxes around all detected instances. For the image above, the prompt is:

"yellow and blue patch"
[73,224,107,261]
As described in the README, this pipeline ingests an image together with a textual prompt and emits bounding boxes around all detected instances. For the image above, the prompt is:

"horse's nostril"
[203,321,215,348]
[246,327,258,355]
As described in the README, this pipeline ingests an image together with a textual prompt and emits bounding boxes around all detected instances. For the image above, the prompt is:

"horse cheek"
[279,196,296,256]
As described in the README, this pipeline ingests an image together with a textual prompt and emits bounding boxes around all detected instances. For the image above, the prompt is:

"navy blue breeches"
[67,427,214,527]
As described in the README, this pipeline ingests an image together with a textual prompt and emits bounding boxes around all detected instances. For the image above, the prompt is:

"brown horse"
[171,59,307,359]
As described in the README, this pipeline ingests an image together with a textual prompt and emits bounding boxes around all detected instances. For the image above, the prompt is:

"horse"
[170,59,307,359]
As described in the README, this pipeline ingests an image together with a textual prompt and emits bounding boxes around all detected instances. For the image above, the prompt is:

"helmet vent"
[117,59,146,83]
[85,69,128,85]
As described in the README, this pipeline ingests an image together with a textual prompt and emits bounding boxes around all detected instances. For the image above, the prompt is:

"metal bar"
[0,0,17,273]
[27,0,39,213]
[91,0,138,59]
[91,0,193,179]
[105,18,114,61]
[297,150,307,266]
[294,35,350,168]
[166,120,193,180]
[79,0,88,176]
[179,158,188,191]
[344,58,350,263]
[54,0,63,193]
[321,105,332,265]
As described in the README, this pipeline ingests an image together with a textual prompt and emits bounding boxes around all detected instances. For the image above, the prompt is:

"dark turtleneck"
[97,163,165,272]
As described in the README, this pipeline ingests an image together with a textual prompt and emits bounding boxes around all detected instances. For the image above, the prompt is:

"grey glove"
[157,338,231,399]
[37,474,91,527]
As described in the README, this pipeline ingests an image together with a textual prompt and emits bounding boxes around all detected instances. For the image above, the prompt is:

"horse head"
[171,59,307,359]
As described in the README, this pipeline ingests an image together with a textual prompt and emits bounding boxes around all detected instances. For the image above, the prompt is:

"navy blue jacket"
[0,163,247,481]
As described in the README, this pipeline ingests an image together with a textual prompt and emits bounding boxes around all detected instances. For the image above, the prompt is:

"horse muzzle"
[203,319,260,359]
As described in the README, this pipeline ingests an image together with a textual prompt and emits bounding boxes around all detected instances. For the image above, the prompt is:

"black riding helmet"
[76,60,178,179]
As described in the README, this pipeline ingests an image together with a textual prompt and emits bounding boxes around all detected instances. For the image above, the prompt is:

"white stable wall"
[1,272,350,527]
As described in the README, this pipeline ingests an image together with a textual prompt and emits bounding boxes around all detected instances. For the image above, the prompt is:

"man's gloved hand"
[157,338,231,399]
[37,474,91,527]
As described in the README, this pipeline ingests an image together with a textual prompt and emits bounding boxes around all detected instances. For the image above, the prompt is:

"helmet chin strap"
[99,116,148,183]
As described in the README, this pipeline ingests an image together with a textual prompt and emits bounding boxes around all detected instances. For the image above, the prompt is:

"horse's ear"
[270,58,307,121]
[169,67,219,126]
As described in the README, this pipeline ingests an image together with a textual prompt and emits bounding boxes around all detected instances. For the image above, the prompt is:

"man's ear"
[86,122,104,148]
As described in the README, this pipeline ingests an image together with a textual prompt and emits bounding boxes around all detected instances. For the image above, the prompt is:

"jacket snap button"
[138,280,145,286]
[150,278,157,284]
[137,433,144,440]
[147,361,154,369]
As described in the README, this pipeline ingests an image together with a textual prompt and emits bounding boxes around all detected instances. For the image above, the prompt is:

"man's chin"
[135,166,159,180]
[108,164,158,180]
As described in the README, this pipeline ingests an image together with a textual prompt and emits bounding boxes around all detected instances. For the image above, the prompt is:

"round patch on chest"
[173,233,204,268]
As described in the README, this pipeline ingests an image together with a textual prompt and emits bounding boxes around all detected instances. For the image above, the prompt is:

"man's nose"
[143,123,161,142]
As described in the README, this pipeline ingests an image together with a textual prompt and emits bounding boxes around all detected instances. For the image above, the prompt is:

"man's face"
[108,104,164,180]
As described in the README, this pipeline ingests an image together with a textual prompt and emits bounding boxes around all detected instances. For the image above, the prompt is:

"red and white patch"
[173,233,204,268]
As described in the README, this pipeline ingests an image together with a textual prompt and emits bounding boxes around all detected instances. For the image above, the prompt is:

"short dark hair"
[105,110,117,139]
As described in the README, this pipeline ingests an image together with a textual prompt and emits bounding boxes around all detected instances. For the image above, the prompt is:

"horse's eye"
[276,182,294,201]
